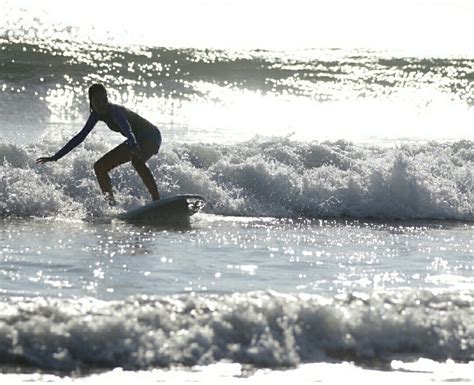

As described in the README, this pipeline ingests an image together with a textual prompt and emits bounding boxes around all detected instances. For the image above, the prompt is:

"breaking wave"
[0,290,472,372]
[0,137,472,221]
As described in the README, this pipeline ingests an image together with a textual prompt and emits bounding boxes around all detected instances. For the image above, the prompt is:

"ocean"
[0,0,473,383]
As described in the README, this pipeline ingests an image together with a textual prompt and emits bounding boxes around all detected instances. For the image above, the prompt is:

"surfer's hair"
[88,83,108,112]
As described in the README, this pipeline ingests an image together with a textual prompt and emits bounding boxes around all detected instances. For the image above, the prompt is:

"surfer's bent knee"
[93,160,101,174]
[94,159,108,174]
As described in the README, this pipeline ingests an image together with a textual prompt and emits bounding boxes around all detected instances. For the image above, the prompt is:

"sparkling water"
[1,1,473,383]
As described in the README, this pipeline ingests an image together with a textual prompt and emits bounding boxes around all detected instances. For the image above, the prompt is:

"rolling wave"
[1,39,472,114]
[0,137,472,221]
[0,290,472,371]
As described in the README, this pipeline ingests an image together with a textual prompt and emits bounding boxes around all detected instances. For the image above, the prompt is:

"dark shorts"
[135,128,162,161]
[97,128,162,171]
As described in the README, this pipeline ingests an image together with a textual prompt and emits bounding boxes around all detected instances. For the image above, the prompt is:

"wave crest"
[0,138,472,220]
[0,290,472,371]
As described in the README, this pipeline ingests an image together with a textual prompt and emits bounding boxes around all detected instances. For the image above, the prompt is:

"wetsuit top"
[53,103,159,161]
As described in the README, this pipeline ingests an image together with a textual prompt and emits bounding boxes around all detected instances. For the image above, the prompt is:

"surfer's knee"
[94,159,107,175]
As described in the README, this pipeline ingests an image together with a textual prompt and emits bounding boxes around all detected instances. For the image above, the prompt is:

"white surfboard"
[117,194,205,224]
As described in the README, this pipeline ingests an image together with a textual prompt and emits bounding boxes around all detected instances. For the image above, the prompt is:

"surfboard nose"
[187,196,206,214]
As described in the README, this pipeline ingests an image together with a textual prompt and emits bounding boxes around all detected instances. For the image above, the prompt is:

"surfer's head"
[89,83,109,115]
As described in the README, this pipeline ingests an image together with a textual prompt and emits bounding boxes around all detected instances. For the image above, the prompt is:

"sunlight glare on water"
[2,0,473,144]
[1,218,473,299]
[1,0,473,381]
[3,0,473,55]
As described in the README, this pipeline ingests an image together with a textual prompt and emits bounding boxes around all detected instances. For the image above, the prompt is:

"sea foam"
[1,137,472,221]
[0,290,472,371]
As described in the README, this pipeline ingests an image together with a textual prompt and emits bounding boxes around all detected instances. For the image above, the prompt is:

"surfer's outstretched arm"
[36,113,98,164]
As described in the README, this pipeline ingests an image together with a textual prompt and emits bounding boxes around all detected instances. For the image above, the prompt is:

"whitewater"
[1,1,474,383]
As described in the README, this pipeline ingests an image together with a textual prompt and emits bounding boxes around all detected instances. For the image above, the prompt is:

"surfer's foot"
[152,193,160,201]
[105,193,116,207]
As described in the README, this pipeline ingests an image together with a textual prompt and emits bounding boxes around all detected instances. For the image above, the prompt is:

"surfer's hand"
[36,156,56,164]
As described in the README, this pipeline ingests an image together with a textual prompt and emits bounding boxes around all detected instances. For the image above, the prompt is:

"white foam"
[2,360,474,384]
[2,138,472,221]
[0,290,472,372]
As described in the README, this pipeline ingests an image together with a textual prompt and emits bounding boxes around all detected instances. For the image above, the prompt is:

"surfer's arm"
[51,112,99,161]
[110,105,138,148]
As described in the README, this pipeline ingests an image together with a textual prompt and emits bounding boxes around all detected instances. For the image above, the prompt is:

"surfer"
[36,84,161,206]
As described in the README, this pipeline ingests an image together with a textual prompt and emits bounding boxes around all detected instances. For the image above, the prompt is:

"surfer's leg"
[131,140,160,201]
[94,142,131,205]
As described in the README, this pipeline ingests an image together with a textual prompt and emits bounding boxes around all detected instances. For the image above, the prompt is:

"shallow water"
[0,216,472,379]
[1,216,473,299]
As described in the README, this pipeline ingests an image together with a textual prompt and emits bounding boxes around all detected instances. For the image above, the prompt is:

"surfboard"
[117,194,205,224]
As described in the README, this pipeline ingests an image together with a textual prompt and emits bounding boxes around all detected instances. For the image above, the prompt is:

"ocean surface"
[1,1,473,383]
